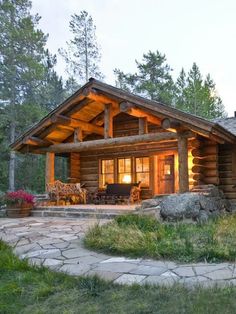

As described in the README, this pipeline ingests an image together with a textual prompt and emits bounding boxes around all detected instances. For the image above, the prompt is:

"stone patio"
[0,217,236,287]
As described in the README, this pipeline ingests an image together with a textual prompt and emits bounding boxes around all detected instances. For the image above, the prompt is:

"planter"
[6,203,33,218]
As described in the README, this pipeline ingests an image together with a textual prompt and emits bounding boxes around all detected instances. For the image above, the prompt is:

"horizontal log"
[120,102,161,126]
[219,185,236,192]
[191,146,217,157]
[192,163,217,173]
[42,132,184,153]
[192,156,217,164]
[161,118,182,131]
[219,178,234,185]
[204,169,218,177]
[51,114,104,136]
[192,173,204,181]
[223,192,236,199]
[204,177,219,185]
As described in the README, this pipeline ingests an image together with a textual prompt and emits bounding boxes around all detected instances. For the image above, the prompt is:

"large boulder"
[159,187,231,222]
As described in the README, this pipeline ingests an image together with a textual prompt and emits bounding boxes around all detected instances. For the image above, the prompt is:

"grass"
[1,241,236,313]
[84,213,236,263]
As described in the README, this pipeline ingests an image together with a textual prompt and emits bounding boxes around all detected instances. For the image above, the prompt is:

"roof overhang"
[10,78,236,153]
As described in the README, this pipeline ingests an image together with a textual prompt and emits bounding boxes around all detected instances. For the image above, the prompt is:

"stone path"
[1,217,236,288]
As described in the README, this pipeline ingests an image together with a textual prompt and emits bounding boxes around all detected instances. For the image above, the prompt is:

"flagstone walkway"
[0,217,236,288]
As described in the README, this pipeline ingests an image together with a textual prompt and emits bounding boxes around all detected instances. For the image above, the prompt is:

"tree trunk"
[9,122,16,191]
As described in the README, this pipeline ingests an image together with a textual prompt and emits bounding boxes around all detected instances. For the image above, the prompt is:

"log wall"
[69,153,80,183]
[191,138,219,186]
[218,144,236,202]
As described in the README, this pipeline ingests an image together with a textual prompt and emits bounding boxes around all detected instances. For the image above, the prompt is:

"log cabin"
[10,78,236,205]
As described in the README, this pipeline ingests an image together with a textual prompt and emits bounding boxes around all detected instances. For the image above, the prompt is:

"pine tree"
[174,63,226,119]
[0,0,53,190]
[59,10,103,85]
[114,50,175,105]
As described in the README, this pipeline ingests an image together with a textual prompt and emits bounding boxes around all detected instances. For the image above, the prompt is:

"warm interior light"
[122,174,131,183]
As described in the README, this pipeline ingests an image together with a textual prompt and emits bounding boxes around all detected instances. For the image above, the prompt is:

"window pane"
[137,173,149,187]
[102,160,114,174]
[118,159,124,173]
[136,158,143,172]
[103,174,114,185]
[125,158,131,172]
[143,157,149,172]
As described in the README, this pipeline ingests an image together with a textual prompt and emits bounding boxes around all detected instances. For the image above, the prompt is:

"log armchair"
[47,180,87,205]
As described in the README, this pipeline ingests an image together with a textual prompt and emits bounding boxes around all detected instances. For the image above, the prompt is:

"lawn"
[1,240,236,314]
[84,213,236,263]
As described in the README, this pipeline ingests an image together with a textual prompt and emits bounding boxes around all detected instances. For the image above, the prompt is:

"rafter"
[50,114,104,136]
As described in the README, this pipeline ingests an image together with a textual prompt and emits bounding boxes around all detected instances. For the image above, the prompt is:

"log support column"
[139,117,148,135]
[104,103,113,138]
[45,152,55,191]
[178,133,189,193]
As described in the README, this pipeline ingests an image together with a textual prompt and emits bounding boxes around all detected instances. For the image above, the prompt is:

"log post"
[104,103,113,138]
[178,133,189,193]
[139,117,148,135]
[45,152,55,191]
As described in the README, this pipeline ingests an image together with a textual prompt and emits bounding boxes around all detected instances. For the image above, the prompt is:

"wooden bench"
[46,180,87,205]
[94,182,141,204]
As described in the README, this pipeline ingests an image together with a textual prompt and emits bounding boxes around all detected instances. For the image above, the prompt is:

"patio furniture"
[46,180,87,205]
[94,182,141,204]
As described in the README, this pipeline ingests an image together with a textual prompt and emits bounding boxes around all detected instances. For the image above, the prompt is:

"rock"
[160,193,201,221]
[140,198,162,209]
[159,186,231,222]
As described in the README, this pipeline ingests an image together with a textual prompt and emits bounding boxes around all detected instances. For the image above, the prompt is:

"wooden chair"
[47,180,87,205]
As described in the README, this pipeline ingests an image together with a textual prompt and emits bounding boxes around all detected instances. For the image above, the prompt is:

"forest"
[0,0,227,194]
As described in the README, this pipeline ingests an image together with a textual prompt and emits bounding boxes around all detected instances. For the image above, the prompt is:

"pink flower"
[5,190,35,205]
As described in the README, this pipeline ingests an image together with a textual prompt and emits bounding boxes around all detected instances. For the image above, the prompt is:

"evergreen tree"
[114,50,175,105]
[0,0,57,191]
[174,68,187,110]
[175,63,226,119]
[59,10,103,85]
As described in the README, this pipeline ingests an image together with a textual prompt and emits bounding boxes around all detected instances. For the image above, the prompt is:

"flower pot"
[6,203,32,218]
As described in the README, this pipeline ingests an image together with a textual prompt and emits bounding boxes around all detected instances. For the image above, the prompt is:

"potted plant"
[4,190,35,218]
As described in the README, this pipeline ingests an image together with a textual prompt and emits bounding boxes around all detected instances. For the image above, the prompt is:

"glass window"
[118,158,132,183]
[101,159,114,187]
[135,157,150,187]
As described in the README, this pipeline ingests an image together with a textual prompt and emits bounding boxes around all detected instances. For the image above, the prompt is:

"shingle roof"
[214,117,236,136]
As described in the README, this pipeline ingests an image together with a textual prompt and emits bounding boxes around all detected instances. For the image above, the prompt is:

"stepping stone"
[86,270,121,281]
[62,248,91,259]
[129,265,166,276]
[44,258,63,267]
[60,263,90,275]
[21,248,61,259]
[94,262,137,273]
[143,275,179,286]
[100,257,141,264]
[205,269,233,280]
[114,274,146,285]
[173,266,195,277]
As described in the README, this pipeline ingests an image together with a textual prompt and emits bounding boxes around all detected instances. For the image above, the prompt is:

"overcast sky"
[32,0,236,116]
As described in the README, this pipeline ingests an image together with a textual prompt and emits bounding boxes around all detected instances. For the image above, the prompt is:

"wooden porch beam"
[104,103,113,138]
[41,132,188,153]
[178,132,189,193]
[50,114,104,136]
[120,102,161,126]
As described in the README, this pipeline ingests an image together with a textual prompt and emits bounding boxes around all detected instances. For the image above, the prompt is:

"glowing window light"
[122,174,131,183]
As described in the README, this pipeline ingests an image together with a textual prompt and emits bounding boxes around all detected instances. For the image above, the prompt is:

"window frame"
[135,156,150,188]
